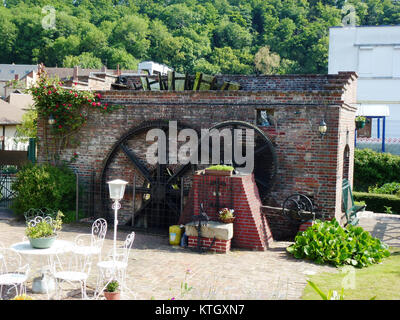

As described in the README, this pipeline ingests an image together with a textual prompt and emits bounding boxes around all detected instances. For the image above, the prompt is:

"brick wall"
[37,73,358,232]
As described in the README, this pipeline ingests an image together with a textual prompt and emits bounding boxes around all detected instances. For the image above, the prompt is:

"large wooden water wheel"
[100,120,277,231]
[100,120,199,231]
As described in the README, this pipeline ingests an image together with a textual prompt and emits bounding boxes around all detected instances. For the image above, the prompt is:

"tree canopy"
[1,0,400,74]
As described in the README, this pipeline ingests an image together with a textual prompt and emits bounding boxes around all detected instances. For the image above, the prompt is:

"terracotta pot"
[104,291,121,300]
[220,217,235,224]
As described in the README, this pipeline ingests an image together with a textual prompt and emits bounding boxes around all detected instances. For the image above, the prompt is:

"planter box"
[204,169,232,176]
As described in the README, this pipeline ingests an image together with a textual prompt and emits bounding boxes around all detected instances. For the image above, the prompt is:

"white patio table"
[10,240,74,299]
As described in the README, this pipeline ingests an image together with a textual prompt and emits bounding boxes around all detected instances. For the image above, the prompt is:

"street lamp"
[319,120,327,138]
[48,114,56,125]
[107,179,128,261]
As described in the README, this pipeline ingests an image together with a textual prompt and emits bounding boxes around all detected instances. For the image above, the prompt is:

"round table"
[10,240,74,298]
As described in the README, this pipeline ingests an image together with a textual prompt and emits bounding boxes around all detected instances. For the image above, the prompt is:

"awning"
[356,104,390,117]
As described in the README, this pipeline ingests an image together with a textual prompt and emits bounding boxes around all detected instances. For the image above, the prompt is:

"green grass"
[302,247,400,300]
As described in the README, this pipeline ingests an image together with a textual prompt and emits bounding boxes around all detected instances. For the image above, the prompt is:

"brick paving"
[0,210,398,300]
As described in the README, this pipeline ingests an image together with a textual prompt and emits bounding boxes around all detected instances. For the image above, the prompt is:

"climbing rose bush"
[27,73,118,135]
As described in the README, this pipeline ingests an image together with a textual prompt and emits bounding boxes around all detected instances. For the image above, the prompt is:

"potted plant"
[104,280,120,300]
[25,211,64,249]
[204,165,234,176]
[355,116,366,129]
[219,208,235,223]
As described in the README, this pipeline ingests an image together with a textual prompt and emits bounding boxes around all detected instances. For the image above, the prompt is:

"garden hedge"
[354,149,400,192]
[353,192,400,214]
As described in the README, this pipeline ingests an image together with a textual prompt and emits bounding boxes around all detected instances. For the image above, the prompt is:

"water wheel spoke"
[166,163,192,185]
[119,143,153,183]
[165,198,180,216]
[254,143,268,155]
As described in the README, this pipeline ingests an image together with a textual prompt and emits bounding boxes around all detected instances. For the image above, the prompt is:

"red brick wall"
[36,73,358,230]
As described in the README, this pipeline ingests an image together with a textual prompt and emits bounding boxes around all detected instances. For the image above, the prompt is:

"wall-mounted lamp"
[319,120,327,137]
[48,114,56,125]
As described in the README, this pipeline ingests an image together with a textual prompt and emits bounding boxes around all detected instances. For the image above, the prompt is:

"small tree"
[254,46,281,75]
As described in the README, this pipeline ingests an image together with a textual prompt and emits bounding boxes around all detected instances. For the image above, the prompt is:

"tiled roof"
[0,64,38,81]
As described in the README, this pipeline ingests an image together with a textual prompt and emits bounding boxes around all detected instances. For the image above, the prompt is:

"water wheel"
[207,121,277,202]
[100,120,199,231]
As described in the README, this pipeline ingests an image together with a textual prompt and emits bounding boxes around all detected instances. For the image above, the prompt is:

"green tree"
[63,52,103,69]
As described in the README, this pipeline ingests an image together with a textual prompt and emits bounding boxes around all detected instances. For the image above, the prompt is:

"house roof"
[43,67,138,80]
[0,99,25,125]
[0,64,38,81]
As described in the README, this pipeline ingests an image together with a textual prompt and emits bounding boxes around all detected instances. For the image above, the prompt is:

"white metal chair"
[95,232,135,299]
[72,218,107,260]
[0,248,30,299]
[52,245,93,300]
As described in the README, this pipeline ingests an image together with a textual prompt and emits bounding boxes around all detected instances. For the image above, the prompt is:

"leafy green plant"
[355,116,366,122]
[11,163,77,217]
[368,182,400,196]
[307,281,344,300]
[206,165,234,171]
[306,281,376,300]
[354,149,400,192]
[26,220,54,239]
[287,219,390,268]
[353,192,400,214]
[25,211,63,239]
[105,280,119,293]
[384,206,393,214]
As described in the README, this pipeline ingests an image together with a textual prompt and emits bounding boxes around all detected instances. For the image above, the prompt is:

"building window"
[256,109,275,127]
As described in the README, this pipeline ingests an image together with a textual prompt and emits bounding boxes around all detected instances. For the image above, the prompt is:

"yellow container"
[169,225,182,245]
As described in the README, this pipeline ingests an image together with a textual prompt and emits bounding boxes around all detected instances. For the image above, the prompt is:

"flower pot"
[28,236,56,249]
[204,169,232,176]
[356,121,365,129]
[220,217,235,224]
[104,291,121,300]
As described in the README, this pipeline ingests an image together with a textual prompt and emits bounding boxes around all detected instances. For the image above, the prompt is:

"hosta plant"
[287,219,390,268]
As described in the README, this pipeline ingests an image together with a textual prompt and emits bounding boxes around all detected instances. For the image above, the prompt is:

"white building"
[138,61,173,76]
[328,26,400,138]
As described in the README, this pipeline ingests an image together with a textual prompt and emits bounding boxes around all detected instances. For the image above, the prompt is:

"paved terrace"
[0,210,398,300]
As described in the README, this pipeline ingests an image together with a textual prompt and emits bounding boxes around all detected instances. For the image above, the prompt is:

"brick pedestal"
[180,172,274,251]
[188,236,231,253]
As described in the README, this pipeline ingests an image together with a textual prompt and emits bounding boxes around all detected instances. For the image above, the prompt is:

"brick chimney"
[14,74,19,81]
[73,66,79,81]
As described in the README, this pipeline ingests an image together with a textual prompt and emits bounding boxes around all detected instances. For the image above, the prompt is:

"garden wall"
[36,72,358,237]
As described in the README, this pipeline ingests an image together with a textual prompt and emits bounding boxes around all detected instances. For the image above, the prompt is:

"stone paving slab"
[0,210,396,300]
[0,219,336,300]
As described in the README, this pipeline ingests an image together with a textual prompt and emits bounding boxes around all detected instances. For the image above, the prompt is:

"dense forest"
[1,0,400,74]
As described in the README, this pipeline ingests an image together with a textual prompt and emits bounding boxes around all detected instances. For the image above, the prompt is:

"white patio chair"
[52,246,93,300]
[72,218,107,260]
[0,248,30,299]
[95,232,135,299]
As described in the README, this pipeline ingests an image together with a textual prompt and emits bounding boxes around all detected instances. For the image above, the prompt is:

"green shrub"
[287,219,390,268]
[368,182,400,195]
[106,280,119,292]
[354,149,400,192]
[353,192,400,214]
[11,163,76,217]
